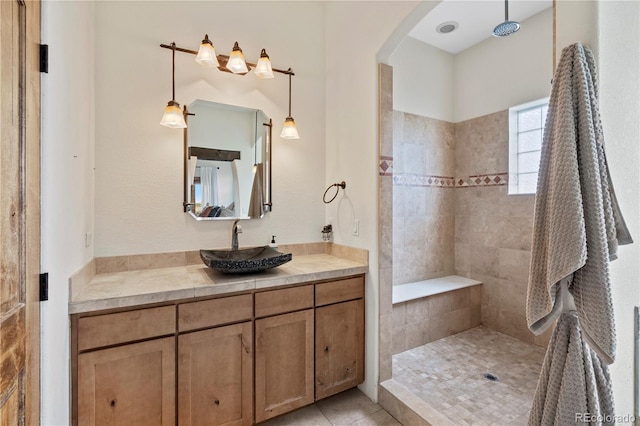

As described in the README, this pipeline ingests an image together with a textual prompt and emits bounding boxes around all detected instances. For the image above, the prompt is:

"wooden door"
[315,299,365,400]
[0,0,41,424]
[255,309,314,423]
[178,322,253,426]
[77,337,176,426]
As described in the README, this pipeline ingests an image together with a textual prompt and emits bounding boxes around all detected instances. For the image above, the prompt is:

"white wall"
[324,0,420,400]
[454,7,553,122]
[94,1,326,256]
[598,1,640,419]
[390,37,454,122]
[41,1,95,424]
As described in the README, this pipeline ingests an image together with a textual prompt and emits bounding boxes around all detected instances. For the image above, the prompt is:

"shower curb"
[378,379,456,426]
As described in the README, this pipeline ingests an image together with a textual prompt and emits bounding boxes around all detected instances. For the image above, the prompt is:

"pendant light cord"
[504,0,509,21]
[287,69,292,117]
[171,42,176,101]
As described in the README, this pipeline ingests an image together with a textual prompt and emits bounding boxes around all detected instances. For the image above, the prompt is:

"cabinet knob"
[214,399,220,406]
[324,346,329,352]
[110,400,116,407]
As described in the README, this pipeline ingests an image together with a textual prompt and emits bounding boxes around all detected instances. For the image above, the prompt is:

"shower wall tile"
[379,312,393,382]
[468,244,500,277]
[380,64,394,159]
[499,248,531,282]
[454,111,508,178]
[380,267,393,316]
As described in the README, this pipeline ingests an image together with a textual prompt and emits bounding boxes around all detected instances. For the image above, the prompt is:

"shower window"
[508,98,549,195]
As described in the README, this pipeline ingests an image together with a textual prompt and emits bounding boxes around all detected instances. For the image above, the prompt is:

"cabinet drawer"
[315,276,364,306]
[78,305,175,351]
[255,285,314,317]
[178,294,253,332]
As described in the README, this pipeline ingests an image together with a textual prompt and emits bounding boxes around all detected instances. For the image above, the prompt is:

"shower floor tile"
[392,326,545,425]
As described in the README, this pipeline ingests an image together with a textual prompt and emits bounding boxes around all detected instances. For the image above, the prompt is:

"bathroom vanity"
[69,245,367,425]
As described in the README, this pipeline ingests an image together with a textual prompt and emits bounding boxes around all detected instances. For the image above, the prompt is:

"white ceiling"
[409,0,552,54]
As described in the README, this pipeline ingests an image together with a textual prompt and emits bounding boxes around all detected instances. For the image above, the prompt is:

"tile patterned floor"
[392,326,546,426]
[260,388,401,426]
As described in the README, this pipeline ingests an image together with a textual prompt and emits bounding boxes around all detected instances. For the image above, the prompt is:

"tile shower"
[391,109,552,347]
[377,63,552,424]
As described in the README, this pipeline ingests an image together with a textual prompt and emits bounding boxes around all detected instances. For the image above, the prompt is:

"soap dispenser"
[269,235,278,249]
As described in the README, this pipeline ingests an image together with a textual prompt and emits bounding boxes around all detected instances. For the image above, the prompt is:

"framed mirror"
[184,100,272,220]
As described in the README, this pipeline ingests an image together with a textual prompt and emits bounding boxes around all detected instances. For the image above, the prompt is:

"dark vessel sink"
[200,246,292,274]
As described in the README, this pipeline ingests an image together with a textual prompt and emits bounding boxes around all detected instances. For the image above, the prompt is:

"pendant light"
[195,34,219,67]
[280,70,299,139]
[254,49,274,79]
[226,42,249,74]
[160,42,187,128]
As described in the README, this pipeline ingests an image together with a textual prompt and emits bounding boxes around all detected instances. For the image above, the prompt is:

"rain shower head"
[493,0,520,37]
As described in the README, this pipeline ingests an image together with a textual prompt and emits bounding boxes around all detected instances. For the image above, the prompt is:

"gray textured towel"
[526,43,632,365]
[528,312,615,426]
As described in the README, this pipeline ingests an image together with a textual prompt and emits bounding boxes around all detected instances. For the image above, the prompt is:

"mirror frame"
[182,105,273,219]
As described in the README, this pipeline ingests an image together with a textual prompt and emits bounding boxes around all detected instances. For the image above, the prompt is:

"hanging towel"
[248,163,265,218]
[528,311,615,425]
[526,43,632,365]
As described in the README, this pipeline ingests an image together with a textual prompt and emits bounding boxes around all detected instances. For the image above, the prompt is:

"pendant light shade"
[160,42,187,129]
[280,117,299,139]
[227,42,249,74]
[254,49,274,79]
[160,100,187,128]
[195,34,219,67]
[281,70,300,139]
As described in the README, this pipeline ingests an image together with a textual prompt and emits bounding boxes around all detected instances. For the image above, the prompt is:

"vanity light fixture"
[254,49,274,79]
[195,34,219,67]
[280,70,300,139]
[160,40,299,136]
[160,42,187,129]
[226,42,249,74]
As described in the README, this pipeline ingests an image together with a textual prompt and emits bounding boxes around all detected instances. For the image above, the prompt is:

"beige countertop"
[69,244,368,315]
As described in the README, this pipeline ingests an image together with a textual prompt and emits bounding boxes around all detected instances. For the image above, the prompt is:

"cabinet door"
[78,337,175,426]
[255,309,314,422]
[315,299,365,400]
[178,322,253,426]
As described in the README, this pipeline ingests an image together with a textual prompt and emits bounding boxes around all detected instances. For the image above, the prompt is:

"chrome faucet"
[231,219,243,250]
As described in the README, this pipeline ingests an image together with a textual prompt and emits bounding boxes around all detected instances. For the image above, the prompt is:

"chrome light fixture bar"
[160,42,187,129]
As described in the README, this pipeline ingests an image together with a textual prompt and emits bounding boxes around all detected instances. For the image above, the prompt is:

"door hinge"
[39,44,48,73]
[39,273,48,301]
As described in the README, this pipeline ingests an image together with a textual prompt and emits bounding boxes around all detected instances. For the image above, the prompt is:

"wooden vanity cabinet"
[75,306,176,426]
[73,274,365,426]
[314,276,365,400]
[254,285,315,423]
[177,295,254,426]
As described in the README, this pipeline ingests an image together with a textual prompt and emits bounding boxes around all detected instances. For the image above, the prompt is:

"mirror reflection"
[185,100,272,220]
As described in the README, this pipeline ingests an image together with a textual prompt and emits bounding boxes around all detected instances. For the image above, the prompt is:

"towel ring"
[323,181,346,204]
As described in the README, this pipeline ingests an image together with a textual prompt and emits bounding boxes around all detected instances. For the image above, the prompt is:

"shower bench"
[391,275,483,354]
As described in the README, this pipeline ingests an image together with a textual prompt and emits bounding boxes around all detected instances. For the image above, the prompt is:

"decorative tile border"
[379,156,393,176]
[378,156,508,188]
[456,173,508,187]
[393,173,455,188]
